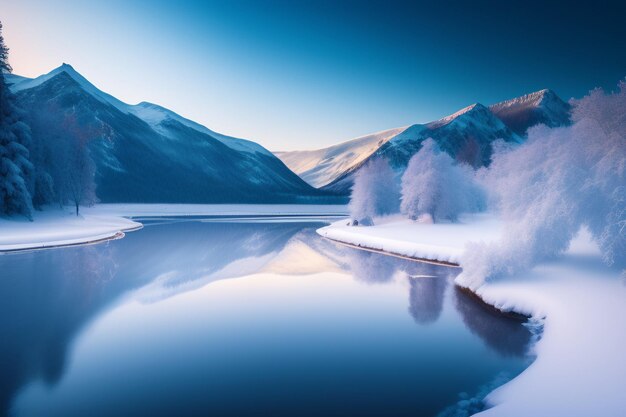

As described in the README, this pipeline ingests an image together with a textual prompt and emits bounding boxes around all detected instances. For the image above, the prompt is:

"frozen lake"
[0,218,532,417]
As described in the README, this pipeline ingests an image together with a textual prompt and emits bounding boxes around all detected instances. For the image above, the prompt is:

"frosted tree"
[26,106,98,215]
[0,21,33,218]
[459,80,626,289]
[349,157,399,225]
[56,114,98,216]
[401,138,485,222]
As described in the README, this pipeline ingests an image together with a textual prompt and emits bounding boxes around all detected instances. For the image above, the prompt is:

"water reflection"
[0,219,531,417]
[0,221,305,417]
[0,245,118,416]
[335,246,451,325]
[408,276,448,325]
[453,287,532,357]
[344,250,398,284]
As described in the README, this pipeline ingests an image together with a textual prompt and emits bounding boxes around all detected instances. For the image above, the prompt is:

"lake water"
[0,218,532,417]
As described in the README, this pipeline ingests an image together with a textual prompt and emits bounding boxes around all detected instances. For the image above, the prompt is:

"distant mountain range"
[7,66,572,201]
[274,126,407,191]
[277,89,571,193]
[7,65,329,203]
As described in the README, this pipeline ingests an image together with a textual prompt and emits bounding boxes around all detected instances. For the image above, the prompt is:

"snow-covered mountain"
[275,126,407,188]
[11,64,329,203]
[279,89,570,193]
[489,89,571,135]
[323,103,521,194]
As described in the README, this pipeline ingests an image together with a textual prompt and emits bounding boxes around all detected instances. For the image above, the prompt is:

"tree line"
[0,21,96,219]
[348,81,625,284]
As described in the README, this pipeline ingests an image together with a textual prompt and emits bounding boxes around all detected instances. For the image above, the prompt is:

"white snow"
[318,217,626,417]
[10,64,273,156]
[317,213,501,265]
[11,63,130,112]
[488,89,552,112]
[426,103,481,129]
[275,126,407,188]
[129,102,273,156]
[0,204,347,252]
[0,209,141,252]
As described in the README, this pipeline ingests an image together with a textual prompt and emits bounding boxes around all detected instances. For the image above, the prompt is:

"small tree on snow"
[56,114,98,216]
[349,157,399,225]
[400,138,485,222]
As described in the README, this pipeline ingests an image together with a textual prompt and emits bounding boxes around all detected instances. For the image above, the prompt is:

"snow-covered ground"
[0,209,141,252]
[318,213,501,265]
[318,216,626,417]
[0,204,348,253]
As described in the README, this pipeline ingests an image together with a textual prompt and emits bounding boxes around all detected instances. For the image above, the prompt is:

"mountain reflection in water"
[0,219,531,417]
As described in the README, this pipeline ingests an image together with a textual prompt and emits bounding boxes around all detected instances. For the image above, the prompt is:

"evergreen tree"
[0,21,33,218]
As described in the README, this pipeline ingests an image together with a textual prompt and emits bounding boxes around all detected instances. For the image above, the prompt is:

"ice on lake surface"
[0,219,532,417]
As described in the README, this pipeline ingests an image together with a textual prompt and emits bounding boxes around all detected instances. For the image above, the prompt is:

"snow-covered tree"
[55,114,98,216]
[26,105,98,215]
[459,80,626,289]
[400,138,485,222]
[0,21,33,218]
[349,157,399,225]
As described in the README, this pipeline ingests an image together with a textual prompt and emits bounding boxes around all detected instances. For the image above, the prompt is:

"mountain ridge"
[277,89,571,193]
[11,64,329,203]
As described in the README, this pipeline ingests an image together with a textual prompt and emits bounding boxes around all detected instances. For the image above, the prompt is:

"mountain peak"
[426,103,489,129]
[489,89,563,112]
[50,62,81,78]
[489,89,570,135]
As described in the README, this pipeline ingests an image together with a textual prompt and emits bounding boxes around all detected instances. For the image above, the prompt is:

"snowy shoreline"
[0,209,143,253]
[318,215,626,417]
[322,235,462,268]
[0,204,348,253]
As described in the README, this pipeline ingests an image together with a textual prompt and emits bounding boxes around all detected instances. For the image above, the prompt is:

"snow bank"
[474,232,626,417]
[0,209,141,252]
[317,213,501,265]
[318,217,626,417]
[1,204,346,253]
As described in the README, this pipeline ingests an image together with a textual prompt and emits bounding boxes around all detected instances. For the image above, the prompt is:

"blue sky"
[3,0,625,150]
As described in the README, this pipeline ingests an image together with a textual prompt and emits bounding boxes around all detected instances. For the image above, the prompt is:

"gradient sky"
[3,0,625,151]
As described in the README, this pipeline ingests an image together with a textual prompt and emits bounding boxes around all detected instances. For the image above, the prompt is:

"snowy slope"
[275,126,407,188]
[130,102,273,156]
[12,64,271,156]
[2,72,32,87]
[489,89,571,135]
[324,103,520,194]
[11,63,130,112]
[426,103,482,129]
[11,64,328,203]
[283,89,570,194]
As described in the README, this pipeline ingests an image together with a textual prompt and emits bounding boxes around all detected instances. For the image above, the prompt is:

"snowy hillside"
[275,127,407,188]
[11,64,329,203]
[489,89,571,135]
[324,103,520,194]
[12,64,273,156]
[283,89,570,194]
